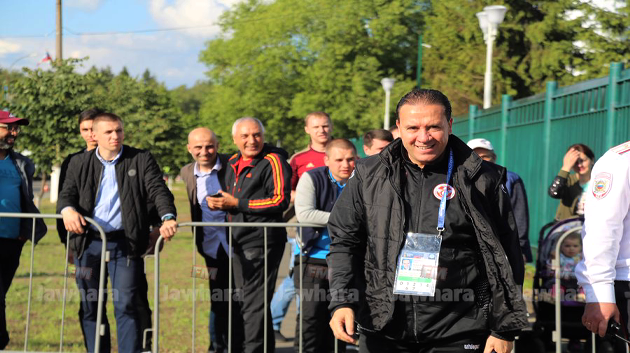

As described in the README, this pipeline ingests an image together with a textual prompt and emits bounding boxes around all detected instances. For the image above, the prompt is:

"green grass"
[5,182,212,352]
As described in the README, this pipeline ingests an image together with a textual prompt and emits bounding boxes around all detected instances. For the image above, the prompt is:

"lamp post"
[381,78,396,129]
[416,35,432,89]
[4,53,38,100]
[476,5,507,109]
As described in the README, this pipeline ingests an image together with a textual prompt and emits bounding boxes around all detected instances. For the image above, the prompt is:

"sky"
[0,0,242,89]
[0,0,624,90]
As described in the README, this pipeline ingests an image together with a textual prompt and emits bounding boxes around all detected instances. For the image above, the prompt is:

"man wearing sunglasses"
[0,110,47,350]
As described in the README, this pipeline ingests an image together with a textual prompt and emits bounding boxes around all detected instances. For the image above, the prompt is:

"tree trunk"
[34,170,47,208]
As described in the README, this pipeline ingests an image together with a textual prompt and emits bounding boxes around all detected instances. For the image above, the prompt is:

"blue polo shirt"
[0,154,21,238]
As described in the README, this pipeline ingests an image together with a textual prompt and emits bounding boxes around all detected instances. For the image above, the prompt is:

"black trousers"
[135,264,152,351]
[0,238,24,350]
[203,245,244,353]
[358,332,488,353]
[293,257,345,353]
[615,280,630,338]
[233,243,284,353]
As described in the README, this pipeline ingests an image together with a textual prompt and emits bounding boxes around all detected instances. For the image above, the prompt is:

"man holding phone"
[181,127,243,353]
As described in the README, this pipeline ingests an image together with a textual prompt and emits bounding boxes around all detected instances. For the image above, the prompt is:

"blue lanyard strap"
[437,149,454,234]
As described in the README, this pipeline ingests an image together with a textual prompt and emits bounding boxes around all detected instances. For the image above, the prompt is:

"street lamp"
[381,78,396,129]
[4,53,38,100]
[476,5,507,109]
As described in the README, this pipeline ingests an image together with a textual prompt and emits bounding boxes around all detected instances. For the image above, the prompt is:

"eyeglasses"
[0,124,20,133]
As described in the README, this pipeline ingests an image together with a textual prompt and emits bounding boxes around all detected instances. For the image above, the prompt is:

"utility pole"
[417,35,423,89]
[51,0,63,202]
[56,0,62,63]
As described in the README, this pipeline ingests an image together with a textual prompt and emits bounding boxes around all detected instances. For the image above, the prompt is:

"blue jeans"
[75,238,144,353]
[270,238,297,331]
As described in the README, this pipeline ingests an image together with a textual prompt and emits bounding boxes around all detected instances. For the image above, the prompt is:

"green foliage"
[420,0,630,114]
[95,74,189,175]
[170,82,213,145]
[199,0,426,154]
[2,59,96,174]
[198,0,630,144]
[1,59,188,176]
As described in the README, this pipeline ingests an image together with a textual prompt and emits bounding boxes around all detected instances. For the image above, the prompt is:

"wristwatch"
[162,215,176,222]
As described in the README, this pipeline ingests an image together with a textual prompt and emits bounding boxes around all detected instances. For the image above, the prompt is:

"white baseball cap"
[467,138,494,151]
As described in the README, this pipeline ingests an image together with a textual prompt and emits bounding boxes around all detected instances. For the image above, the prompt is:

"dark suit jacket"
[180,153,229,254]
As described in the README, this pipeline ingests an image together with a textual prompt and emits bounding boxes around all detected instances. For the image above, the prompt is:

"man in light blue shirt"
[58,113,177,353]
[180,127,243,353]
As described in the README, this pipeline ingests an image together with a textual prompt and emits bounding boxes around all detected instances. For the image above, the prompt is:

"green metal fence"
[452,62,630,251]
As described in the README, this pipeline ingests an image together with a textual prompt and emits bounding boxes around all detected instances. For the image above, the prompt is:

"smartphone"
[209,192,223,198]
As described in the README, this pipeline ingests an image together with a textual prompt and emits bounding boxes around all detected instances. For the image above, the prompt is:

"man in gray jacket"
[293,138,357,353]
[0,110,47,350]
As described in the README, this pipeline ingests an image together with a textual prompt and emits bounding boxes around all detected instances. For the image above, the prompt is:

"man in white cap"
[467,138,532,263]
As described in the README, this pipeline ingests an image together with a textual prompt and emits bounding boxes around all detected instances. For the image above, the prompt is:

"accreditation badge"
[393,232,443,297]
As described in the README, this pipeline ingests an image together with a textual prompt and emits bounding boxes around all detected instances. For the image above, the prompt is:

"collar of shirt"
[327,169,347,192]
[95,146,124,166]
[194,157,222,177]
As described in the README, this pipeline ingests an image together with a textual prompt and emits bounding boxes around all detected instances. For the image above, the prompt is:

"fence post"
[606,62,624,149]
[468,105,477,141]
[542,81,557,233]
[500,94,511,166]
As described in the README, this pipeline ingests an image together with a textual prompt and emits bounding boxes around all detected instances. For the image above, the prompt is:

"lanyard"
[436,149,454,235]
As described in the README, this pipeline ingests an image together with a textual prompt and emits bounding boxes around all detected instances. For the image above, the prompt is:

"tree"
[199,0,630,138]
[2,59,97,172]
[199,0,425,154]
[1,59,98,203]
[2,58,189,203]
[142,68,158,86]
[418,0,630,114]
[93,74,189,177]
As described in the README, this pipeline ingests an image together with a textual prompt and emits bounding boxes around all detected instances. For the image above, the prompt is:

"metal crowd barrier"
[0,212,108,353]
[551,226,628,353]
[152,221,345,353]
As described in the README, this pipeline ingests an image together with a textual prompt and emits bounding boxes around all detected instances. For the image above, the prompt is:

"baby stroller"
[516,217,626,353]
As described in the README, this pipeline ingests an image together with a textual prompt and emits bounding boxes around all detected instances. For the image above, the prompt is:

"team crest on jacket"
[592,172,613,199]
[433,184,456,200]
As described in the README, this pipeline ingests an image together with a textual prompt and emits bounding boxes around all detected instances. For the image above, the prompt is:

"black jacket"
[548,170,582,221]
[57,145,176,258]
[224,144,291,249]
[327,136,527,337]
[9,150,47,243]
[57,148,86,244]
[180,153,230,254]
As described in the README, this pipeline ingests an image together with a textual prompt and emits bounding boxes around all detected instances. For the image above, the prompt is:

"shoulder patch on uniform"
[612,141,630,155]
[433,184,456,200]
[592,172,613,199]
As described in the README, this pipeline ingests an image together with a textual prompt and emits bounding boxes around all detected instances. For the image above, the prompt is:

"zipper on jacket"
[114,162,131,259]
[386,165,406,235]
[412,303,419,342]
[228,163,239,222]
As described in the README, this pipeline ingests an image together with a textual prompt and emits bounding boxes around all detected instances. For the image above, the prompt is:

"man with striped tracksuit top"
[206,117,291,353]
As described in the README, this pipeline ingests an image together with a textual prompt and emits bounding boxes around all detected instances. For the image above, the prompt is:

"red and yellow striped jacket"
[225,143,292,249]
